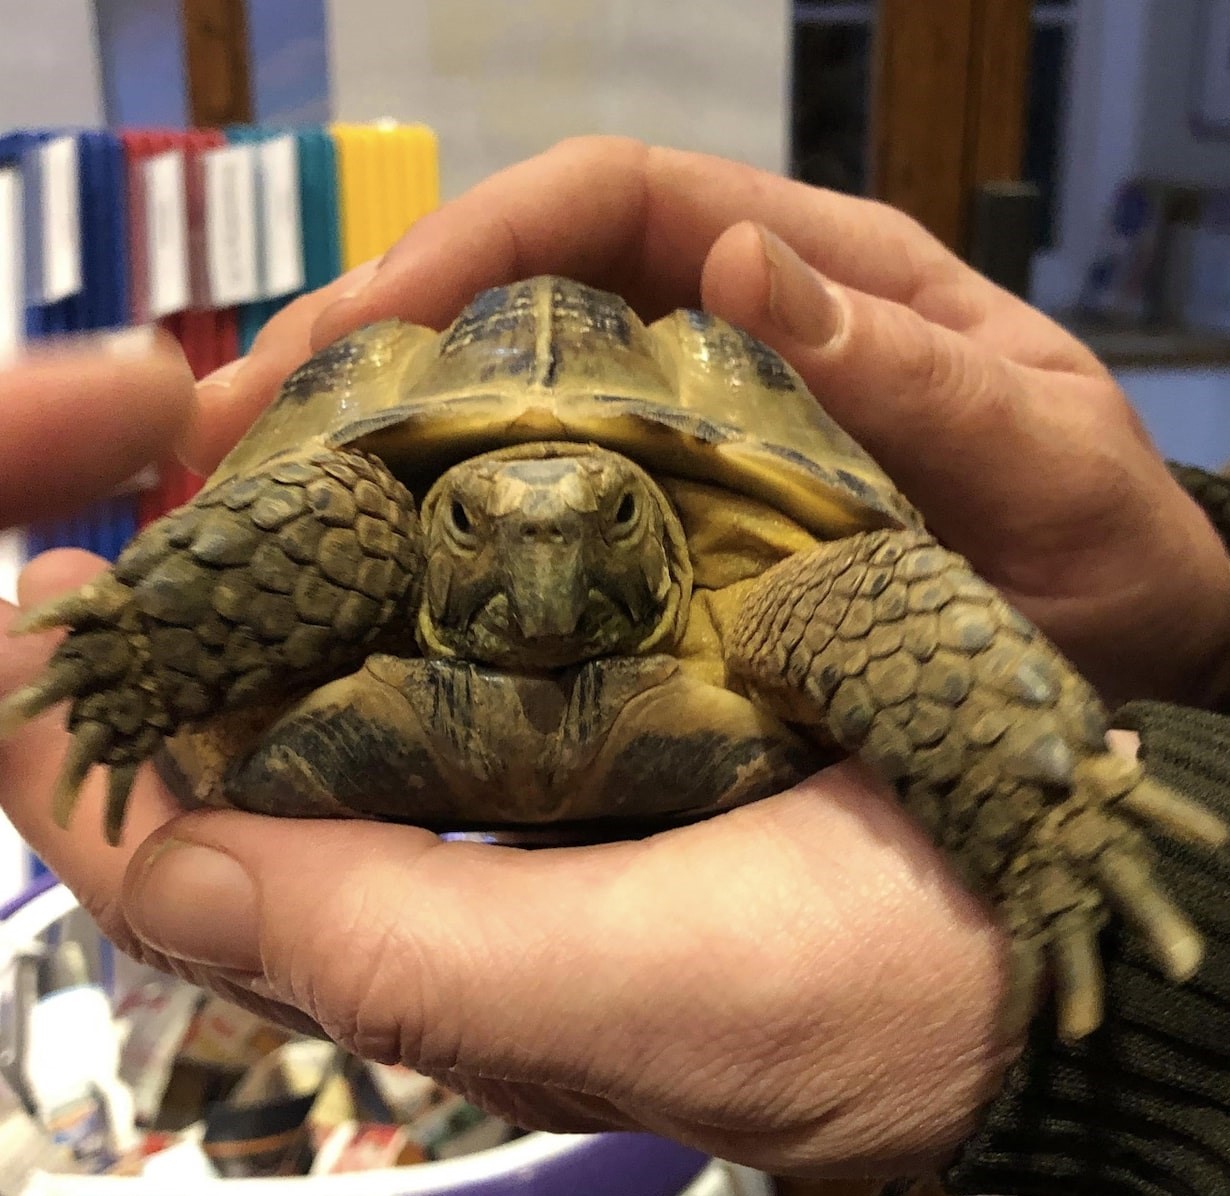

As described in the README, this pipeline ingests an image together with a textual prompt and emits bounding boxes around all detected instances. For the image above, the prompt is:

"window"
[791,1,1076,247]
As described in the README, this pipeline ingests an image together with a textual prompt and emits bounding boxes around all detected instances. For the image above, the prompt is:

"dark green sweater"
[945,467,1230,1195]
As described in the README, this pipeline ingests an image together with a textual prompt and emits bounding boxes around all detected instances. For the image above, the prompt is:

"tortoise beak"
[503,536,589,640]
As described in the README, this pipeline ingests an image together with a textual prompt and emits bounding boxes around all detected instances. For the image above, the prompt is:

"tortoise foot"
[1,446,422,843]
[730,528,1227,1040]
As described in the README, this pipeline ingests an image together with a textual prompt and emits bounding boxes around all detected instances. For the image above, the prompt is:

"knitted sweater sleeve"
[944,465,1230,1196]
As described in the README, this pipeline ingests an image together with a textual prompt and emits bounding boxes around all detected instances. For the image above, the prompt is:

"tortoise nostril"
[519,520,566,543]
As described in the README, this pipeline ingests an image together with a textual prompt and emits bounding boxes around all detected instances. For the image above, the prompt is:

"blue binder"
[11,129,138,565]
[0,130,71,338]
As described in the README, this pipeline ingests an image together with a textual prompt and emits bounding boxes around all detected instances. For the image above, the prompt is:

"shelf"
[1060,315,1230,370]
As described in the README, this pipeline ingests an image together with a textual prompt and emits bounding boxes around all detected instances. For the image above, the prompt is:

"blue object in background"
[297,126,342,289]
[71,131,130,332]
[17,129,139,565]
[0,129,70,338]
[94,0,191,128]
[1119,367,1230,472]
[227,123,343,353]
[96,0,331,128]
[248,0,331,126]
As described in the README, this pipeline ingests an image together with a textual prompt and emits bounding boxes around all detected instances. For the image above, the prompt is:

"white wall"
[325,0,789,200]
[1031,0,1153,310]
[1119,366,1230,470]
[0,0,104,129]
[1139,0,1230,186]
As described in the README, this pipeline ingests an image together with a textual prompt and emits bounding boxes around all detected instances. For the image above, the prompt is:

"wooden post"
[965,0,1034,190]
[181,0,253,127]
[868,0,1033,254]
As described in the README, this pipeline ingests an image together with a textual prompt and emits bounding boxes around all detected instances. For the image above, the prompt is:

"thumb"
[117,776,1008,1169]
[698,222,1080,551]
[120,805,831,1082]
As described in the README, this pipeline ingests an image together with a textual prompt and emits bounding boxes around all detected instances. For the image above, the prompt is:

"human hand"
[0,317,1013,1183]
[1,139,1216,1182]
[189,137,1230,712]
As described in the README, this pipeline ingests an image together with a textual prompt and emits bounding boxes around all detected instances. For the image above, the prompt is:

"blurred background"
[2,1,1229,881]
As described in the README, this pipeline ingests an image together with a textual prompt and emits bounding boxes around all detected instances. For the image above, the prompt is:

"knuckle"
[895,317,959,400]
[271,889,443,1070]
[546,134,649,166]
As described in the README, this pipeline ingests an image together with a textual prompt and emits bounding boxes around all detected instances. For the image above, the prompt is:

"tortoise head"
[417,443,693,668]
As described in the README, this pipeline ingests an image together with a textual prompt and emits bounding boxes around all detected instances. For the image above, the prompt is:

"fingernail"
[758,226,845,347]
[337,258,380,302]
[128,840,261,970]
[242,974,282,1003]
[198,357,248,391]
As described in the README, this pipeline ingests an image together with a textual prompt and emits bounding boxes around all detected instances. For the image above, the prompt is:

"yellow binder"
[331,121,441,271]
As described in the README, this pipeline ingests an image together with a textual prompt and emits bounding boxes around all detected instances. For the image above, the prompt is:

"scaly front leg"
[727,529,1227,1042]
[0,446,423,842]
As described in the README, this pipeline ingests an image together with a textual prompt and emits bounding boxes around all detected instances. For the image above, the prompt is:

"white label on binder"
[203,145,260,307]
[36,136,82,303]
[258,135,304,298]
[142,150,190,318]
[0,168,22,361]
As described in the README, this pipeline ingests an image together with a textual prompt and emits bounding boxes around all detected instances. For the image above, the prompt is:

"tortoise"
[1,275,1224,1043]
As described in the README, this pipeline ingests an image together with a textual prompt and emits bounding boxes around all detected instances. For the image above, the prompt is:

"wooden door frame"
[868,0,1034,253]
[181,0,254,127]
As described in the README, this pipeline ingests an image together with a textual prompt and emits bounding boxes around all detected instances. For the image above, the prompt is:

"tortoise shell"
[209,276,922,537]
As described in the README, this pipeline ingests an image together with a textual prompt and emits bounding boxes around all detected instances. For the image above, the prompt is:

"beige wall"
[326,0,789,199]
[0,0,103,129]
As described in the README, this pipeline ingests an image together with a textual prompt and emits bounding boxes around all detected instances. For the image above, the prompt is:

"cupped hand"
[5,576,1011,1176]
[0,288,1011,1184]
[2,138,1218,1180]
[189,136,1230,711]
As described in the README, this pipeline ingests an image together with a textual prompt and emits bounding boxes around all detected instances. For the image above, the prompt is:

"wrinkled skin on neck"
[417,444,692,669]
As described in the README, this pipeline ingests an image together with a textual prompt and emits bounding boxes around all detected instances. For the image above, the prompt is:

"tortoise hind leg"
[727,528,1226,1042]
[0,446,423,842]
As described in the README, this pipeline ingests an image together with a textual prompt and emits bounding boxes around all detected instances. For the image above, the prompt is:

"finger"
[0,329,197,528]
[309,137,1023,353]
[119,765,1008,1168]
[183,264,377,475]
[186,140,1095,485]
[1,554,181,920]
[699,222,1108,550]
[1107,729,1141,759]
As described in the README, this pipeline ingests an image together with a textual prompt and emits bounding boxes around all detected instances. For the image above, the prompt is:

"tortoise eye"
[450,499,473,536]
[614,492,637,527]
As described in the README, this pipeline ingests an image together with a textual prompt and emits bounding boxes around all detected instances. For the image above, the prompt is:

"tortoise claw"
[1051,917,1104,1043]
[10,577,129,635]
[997,937,1045,1045]
[1094,847,1204,982]
[104,764,140,846]
[1119,778,1229,850]
[0,664,92,737]
[51,721,113,830]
